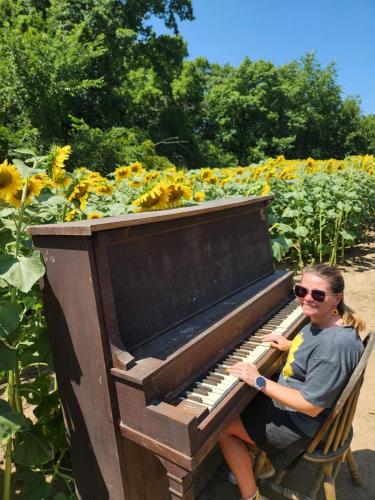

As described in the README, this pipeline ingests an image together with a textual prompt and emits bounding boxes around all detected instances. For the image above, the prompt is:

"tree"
[0,0,193,160]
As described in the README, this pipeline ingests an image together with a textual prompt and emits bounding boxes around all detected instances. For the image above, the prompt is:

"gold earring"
[332,308,339,316]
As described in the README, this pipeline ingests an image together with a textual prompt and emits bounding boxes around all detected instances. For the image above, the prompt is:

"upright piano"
[30,196,306,499]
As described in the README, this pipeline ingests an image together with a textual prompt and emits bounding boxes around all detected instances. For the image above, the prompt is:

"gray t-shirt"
[276,323,364,436]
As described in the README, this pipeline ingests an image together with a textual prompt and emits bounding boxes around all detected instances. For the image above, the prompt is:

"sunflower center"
[0,171,13,188]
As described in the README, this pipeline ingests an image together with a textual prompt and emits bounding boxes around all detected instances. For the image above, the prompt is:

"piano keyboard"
[177,299,302,412]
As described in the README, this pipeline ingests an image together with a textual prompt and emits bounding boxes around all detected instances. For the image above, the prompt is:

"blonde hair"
[302,264,366,335]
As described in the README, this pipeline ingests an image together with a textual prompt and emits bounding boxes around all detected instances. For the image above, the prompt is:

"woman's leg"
[219,417,258,499]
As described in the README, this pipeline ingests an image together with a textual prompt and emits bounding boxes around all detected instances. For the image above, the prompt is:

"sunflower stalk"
[3,179,29,500]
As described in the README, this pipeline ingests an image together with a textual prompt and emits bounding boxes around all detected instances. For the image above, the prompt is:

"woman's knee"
[225,417,243,435]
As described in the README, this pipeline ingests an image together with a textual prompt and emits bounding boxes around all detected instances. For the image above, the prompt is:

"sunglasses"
[293,284,335,303]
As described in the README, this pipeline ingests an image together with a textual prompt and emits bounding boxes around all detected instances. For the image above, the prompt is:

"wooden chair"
[254,331,375,500]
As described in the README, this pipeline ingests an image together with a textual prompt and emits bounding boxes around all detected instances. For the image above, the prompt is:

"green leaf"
[294,226,309,237]
[19,329,53,369]
[336,200,344,211]
[0,399,25,440]
[271,236,292,262]
[282,207,298,218]
[340,229,355,241]
[0,227,13,247]
[0,251,45,293]
[13,159,45,179]
[0,208,16,218]
[13,427,55,466]
[11,147,37,156]
[39,194,69,207]
[0,339,16,370]
[0,218,18,232]
[0,302,22,339]
[15,468,52,500]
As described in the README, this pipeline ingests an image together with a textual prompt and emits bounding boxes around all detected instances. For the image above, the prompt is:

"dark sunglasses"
[293,284,333,303]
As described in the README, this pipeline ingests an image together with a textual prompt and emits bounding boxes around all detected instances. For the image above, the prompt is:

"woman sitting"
[220,264,365,500]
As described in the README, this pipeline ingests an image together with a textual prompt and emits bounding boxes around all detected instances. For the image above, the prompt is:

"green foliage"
[0,2,374,169]
[0,149,74,499]
[68,118,174,172]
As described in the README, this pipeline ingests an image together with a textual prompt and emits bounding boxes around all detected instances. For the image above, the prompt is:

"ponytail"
[338,301,366,335]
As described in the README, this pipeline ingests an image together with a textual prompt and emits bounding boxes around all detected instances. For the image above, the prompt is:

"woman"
[220,264,365,500]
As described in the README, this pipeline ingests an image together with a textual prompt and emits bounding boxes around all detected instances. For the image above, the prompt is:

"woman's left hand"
[228,362,260,387]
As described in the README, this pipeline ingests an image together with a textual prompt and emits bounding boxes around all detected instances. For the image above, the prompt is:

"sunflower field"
[0,147,374,498]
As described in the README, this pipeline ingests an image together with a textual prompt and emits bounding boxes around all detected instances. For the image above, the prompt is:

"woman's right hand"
[262,334,292,352]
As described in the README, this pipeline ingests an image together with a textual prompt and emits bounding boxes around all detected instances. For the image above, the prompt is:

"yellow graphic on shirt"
[282,331,304,379]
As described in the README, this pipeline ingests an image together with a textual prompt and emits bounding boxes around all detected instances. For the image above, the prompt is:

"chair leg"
[332,459,341,481]
[254,450,267,480]
[322,462,336,500]
[309,465,324,500]
[345,447,362,487]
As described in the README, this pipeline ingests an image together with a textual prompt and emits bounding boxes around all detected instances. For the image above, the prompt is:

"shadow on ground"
[197,449,375,499]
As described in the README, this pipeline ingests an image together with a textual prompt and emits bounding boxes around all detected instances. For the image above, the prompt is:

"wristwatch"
[255,375,267,391]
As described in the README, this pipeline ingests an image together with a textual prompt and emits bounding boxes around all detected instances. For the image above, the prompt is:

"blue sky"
[153,0,375,114]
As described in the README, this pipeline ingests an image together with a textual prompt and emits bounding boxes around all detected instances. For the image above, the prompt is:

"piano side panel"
[100,201,273,352]
[32,235,138,500]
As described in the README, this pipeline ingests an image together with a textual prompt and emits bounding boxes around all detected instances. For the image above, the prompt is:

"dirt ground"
[198,232,375,500]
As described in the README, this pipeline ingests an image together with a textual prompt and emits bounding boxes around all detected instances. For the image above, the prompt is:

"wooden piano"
[30,196,306,500]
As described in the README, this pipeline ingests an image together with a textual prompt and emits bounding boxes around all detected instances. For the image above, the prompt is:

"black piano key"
[186,394,204,403]
[192,388,210,396]
[205,376,220,384]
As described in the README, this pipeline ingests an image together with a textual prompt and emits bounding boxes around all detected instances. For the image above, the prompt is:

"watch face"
[256,376,266,389]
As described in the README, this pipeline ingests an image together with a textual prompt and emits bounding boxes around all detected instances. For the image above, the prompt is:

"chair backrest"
[307,331,375,455]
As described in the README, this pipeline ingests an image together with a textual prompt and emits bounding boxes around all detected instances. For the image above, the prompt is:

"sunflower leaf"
[13,427,55,466]
[0,208,16,217]
[11,147,37,156]
[0,252,45,293]
[0,400,25,440]
[13,159,45,179]
[0,302,23,340]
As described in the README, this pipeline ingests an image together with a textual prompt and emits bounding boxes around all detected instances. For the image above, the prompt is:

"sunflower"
[129,161,144,174]
[27,176,46,198]
[87,211,103,220]
[65,209,79,222]
[52,145,71,170]
[130,180,142,188]
[0,160,23,202]
[194,191,205,202]
[114,166,132,183]
[144,171,160,182]
[166,183,191,208]
[133,183,170,211]
[50,145,71,181]
[260,182,271,196]
[68,180,92,210]
[32,172,55,189]
[7,176,46,207]
[95,183,114,196]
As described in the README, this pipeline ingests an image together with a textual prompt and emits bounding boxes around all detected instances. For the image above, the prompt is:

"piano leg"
[157,456,194,500]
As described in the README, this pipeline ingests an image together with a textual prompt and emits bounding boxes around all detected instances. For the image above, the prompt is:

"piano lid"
[28,196,273,236]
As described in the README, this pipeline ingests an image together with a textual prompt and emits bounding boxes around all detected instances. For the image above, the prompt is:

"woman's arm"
[262,378,323,417]
[228,362,324,417]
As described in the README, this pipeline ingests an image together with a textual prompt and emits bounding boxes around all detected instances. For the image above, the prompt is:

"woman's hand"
[262,334,292,352]
[228,362,260,387]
